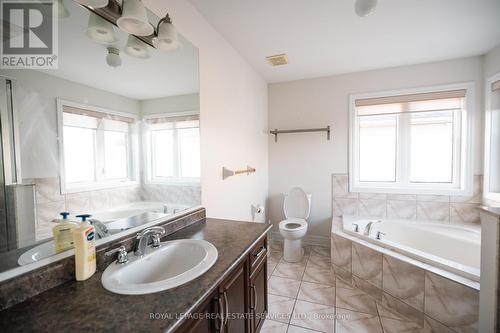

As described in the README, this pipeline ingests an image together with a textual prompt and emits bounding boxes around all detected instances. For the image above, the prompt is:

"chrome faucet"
[363,220,381,236]
[89,219,110,239]
[134,226,166,256]
[162,204,169,214]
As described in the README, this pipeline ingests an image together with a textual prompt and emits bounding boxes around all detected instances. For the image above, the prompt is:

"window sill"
[62,180,139,194]
[350,183,472,197]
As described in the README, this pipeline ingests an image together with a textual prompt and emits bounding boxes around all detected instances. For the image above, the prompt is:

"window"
[58,101,138,193]
[145,113,200,184]
[350,84,474,195]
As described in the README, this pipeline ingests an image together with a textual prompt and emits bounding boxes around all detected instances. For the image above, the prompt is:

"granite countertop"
[0,218,272,333]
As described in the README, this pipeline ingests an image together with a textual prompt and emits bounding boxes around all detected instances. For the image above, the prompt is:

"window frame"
[349,82,475,196]
[483,71,500,203]
[57,99,139,194]
[143,111,201,186]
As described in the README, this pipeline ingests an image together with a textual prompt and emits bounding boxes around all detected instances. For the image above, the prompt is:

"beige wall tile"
[352,242,382,288]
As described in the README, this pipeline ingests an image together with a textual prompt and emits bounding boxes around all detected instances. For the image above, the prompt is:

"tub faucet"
[363,220,381,237]
[163,204,168,214]
[88,219,110,239]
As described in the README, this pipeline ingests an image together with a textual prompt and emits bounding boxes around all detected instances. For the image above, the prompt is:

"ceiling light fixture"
[74,0,109,9]
[106,47,122,67]
[57,0,70,18]
[124,35,151,59]
[86,12,118,44]
[354,0,378,17]
[116,0,154,36]
[154,13,179,51]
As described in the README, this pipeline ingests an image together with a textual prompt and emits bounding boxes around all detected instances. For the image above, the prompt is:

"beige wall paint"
[269,56,485,238]
[146,0,269,222]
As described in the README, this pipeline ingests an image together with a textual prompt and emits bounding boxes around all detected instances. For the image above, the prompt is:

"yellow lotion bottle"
[52,212,76,254]
[73,214,96,281]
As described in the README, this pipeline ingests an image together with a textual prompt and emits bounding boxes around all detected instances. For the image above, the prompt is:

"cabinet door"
[179,292,217,333]
[220,265,248,333]
[249,258,267,333]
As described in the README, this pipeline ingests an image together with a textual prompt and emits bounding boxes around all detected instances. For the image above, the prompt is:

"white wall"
[268,56,484,238]
[484,44,500,78]
[140,93,200,116]
[146,0,269,222]
[1,69,140,179]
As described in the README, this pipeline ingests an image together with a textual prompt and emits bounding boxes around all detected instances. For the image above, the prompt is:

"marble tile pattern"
[264,239,467,333]
[424,272,479,333]
[328,233,479,333]
[351,242,382,288]
[382,255,425,310]
[331,173,482,226]
[32,177,201,241]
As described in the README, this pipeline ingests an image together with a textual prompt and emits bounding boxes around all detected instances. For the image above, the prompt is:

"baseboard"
[270,231,330,247]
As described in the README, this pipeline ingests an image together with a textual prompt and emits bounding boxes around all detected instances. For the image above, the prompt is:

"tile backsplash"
[332,174,482,226]
[31,177,201,240]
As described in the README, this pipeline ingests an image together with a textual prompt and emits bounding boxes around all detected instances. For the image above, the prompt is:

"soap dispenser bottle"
[52,212,77,254]
[73,214,96,281]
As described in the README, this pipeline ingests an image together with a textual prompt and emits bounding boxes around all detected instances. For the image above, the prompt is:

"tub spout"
[363,220,381,237]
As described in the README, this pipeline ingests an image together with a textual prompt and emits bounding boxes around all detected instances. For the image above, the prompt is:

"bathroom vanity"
[0,210,271,333]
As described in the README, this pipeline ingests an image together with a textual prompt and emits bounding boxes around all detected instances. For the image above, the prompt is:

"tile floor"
[263,240,453,333]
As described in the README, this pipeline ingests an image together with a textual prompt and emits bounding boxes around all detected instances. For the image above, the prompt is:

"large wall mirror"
[484,72,500,204]
[0,0,200,275]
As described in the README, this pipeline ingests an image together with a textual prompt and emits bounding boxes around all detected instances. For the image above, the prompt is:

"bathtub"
[342,215,481,282]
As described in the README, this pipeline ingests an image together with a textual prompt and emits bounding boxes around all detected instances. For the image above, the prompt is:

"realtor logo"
[1,0,58,69]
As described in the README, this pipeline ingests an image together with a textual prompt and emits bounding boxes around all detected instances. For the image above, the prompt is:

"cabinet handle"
[253,246,266,259]
[218,294,225,333]
[223,291,229,326]
[250,284,257,310]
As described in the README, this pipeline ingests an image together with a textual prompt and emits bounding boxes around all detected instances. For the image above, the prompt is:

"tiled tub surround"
[0,207,206,310]
[342,215,480,282]
[331,230,480,333]
[32,177,201,240]
[332,174,483,226]
[264,239,463,333]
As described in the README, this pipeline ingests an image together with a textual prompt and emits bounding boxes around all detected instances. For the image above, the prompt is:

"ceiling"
[188,0,500,83]
[39,0,199,100]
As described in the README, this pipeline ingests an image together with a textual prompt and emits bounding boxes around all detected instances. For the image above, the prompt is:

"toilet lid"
[283,187,310,219]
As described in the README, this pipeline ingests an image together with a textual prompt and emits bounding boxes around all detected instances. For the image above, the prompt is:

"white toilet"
[279,187,311,263]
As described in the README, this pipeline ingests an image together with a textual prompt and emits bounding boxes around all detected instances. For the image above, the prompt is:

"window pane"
[104,131,128,180]
[178,127,200,178]
[152,130,175,178]
[63,126,95,183]
[410,111,454,183]
[359,115,397,182]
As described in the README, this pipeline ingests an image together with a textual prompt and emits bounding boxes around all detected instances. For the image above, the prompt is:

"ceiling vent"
[266,54,288,66]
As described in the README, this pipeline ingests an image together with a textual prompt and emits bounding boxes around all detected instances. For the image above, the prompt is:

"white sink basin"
[101,239,218,295]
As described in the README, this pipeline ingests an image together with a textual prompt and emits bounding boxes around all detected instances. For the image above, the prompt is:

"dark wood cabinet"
[177,235,268,333]
[249,258,267,333]
[219,265,248,333]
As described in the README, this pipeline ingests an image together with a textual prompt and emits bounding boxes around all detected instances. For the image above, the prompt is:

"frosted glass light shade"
[117,0,154,36]
[154,15,179,51]
[106,47,122,67]
[355,0,378,17]
[124,35,151,59]
[74,0,109,9]
[86,13,118,44]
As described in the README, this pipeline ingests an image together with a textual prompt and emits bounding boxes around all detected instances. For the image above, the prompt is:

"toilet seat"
[279,218,308,232]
